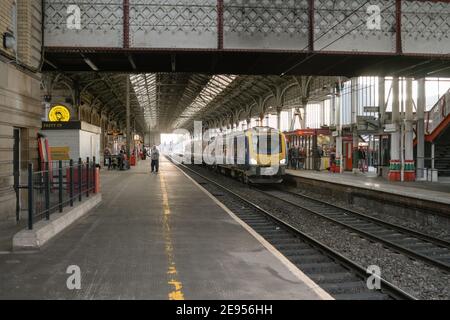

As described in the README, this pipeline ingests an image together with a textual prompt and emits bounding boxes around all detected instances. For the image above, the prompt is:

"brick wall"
[0,61,42,222]
[1,0,42,70]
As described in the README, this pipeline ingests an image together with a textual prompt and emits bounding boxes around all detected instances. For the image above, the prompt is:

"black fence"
[24,157,97,230]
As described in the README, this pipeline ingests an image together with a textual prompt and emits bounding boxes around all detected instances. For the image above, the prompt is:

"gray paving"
[0,158,326,300]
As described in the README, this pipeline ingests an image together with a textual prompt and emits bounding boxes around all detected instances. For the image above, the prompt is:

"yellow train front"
[216,127,287,184]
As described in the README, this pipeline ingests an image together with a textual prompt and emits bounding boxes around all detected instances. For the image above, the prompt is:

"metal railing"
[425,89,450,135]
[22,157,97,230]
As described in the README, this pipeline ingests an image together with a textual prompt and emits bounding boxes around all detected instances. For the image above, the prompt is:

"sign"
[49,105,71,122]
[42,121,81,130]
[363,106,379,113]
[332,131,339,137]
[384,124,397,133]
[50,147,70,160]
[107,130,123,136]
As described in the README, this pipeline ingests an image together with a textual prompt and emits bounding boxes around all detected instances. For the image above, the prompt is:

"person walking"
[150,145,160,174]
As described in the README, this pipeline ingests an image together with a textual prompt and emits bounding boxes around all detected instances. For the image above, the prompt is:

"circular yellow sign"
[49,105,71,122]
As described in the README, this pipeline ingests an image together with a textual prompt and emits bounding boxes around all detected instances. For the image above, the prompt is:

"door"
[344,141,353,171]
[13,128,20,221]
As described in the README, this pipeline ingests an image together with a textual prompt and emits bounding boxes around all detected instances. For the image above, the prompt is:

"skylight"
[130,74,157,128]
[175,75,237,128]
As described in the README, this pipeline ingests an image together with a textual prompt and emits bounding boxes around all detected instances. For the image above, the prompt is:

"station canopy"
[47,72,340,133]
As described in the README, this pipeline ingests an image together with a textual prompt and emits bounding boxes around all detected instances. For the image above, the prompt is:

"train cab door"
[344,141,353,171]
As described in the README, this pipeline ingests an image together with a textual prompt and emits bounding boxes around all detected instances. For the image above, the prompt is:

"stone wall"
[0,0,42,222]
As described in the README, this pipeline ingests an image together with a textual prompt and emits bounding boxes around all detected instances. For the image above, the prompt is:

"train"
[182,126,287,184]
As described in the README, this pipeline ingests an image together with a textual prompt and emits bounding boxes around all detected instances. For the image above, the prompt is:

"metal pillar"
[389,76,401,181]
[431,143,435,170]
[277,109,282,131]
[352,128,359,173]
[351,78,359,173]
[290,108,298,131]
[300,107,306,129]
[416,78,425,180]
[351,78,358,124]
[126,75,131,158]
[335,91,343,173]
[378,76,386,127]
[404,78,415,181]
[330,88,336,127]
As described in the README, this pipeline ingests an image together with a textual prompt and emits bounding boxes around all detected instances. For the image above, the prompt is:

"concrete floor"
[0,158,328,300]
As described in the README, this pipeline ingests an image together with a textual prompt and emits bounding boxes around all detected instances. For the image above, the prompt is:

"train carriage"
[184,127,287,184]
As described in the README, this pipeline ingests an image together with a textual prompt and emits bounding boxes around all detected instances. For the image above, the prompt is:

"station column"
[277,107,282,131]
[416,78,426,180]
[404,78,416,181]
[351,78,359,174]
[126,75,131,157]
[335,89,343,173]
[388,77,401,181]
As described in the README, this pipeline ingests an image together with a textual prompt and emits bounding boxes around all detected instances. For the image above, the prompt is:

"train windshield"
[252,133,281,155]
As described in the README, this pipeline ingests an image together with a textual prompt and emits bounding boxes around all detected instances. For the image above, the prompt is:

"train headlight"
[250,158,258,165]
[280,159,286,165]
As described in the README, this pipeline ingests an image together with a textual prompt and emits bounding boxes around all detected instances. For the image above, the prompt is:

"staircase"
[434,145,450,177]
[419,89,450,177]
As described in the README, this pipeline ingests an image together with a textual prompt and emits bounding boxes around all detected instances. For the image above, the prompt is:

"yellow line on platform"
[159,173,185,301]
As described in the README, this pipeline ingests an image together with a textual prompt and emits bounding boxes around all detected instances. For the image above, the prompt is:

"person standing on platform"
[358,147,366,173]
[150,145,160,174]
[292,145,299,170]
[313,145,323,171]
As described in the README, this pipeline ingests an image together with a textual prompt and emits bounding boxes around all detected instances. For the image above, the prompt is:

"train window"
[253,133,281,154]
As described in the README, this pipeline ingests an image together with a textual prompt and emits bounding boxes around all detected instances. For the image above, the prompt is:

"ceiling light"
[81,54,99,71]
[3,32,15,50]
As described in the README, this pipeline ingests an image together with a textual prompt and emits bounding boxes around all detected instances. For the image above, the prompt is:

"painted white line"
[169,158,334,300]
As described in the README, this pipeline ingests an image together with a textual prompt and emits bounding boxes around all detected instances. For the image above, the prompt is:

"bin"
[95,167,100,193]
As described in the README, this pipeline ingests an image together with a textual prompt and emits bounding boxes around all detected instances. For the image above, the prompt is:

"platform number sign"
[66,265,81,290]
[366,265,381,290]
[367,5,381,30]
[67,5,81,30]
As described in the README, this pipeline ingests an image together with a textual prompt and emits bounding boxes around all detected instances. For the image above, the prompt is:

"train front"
[246,127,287,183]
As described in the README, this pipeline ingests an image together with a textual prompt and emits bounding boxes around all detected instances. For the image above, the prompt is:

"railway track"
[255,186,450,274]
[173,160,416,300]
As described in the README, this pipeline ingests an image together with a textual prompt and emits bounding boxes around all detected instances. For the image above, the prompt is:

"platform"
[286,169,450,206]
[0,158,330,300]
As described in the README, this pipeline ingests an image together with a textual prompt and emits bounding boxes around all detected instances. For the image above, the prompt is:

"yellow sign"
[48,105,71,122]
[50,146,70,160]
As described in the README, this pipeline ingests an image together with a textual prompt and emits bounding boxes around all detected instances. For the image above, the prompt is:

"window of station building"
[280,111,289,132]
[340,81,353,126]
[425,78,450,111]
[384,77,418,113]
[357,77,379,119]
[305,102,331,129]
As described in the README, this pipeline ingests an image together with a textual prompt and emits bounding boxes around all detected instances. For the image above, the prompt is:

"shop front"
[285,129,332,171]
